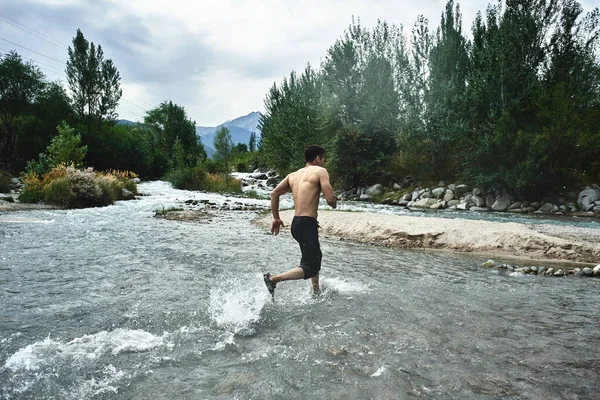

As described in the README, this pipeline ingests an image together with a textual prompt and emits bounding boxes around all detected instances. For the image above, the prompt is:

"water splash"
[207,274,269,336]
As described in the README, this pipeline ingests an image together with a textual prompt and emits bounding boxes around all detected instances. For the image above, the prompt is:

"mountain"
[196,111,261,157]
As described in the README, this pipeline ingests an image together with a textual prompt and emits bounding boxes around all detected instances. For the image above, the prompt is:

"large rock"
[507,202,522,211]
[120,189,136,200]
[472,195,486,207]
[402,193,412,201]
[412,198,439,208]
[485,194,495,208]
[447,200,460,207]
[443,190,454,202]
[432,187,445,199]
[456,203,469,210]
[470,206,491,212]
[593,265,600,277]
[359,193,372,201]
[578,186,600,210]
[411,191,421,202]
[491,196,512,212]
[393,183,402,190]
[366,184,384,197]
[420,190,432,199]
[538,202,555,213]
[251,172,268,180]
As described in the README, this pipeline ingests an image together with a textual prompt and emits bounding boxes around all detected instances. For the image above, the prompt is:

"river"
[1,181,599,399]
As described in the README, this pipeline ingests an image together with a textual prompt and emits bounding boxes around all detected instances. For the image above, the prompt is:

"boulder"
[470,206,491,212]
[120,189,135,200]
[413,198,439,208]
[266,177,279,187]
[429,202,444,210]
[456,203,469,210]
[432,187,445,199]
[360,193,372,201]
[420,190,432,199]
[485,194,495,208]
[402,193,412,201]
[593,265,600,277]
[447,200,460,207]
[393,183,402,190]
[578,187,600,211]
[399,200,410,207]
[443,190,454,202]
[538,202,555,213]
[582,267,593,277]
[448,184,456,191]
[366,184,384,197]
[482,259,496,268]
[507,202,522,211]
[411,191,420,202]
[491,196,512,212]
[472,195,486,207]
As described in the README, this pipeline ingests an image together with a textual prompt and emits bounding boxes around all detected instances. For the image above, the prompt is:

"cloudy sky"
[1,0,597,126]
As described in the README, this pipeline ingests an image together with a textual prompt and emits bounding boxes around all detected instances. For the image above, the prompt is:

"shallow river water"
[1,181,599,399]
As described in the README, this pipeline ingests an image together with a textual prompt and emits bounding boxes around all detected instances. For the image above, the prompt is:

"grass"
[243,190,268,200]
[154,206,184,216]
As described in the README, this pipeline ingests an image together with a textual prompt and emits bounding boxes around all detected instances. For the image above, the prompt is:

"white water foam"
[3,328,169,372]
[320,277,370,295]
[207,274,269,336]
[2,328,170,399]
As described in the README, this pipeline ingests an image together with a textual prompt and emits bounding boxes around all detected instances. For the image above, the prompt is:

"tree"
[46,121,87,168]
[144,101,205,175]
[66,29,122,136]
[213,126,233,168]
[248,132,257,152]
[0,51,44,171]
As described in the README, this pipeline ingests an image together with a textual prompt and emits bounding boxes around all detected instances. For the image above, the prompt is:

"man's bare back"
[263,146,337,299]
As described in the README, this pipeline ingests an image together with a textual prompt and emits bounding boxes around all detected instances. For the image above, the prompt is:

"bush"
[165,166,207,191]
[43,177,73,207]
[165,166,241,194]
[19,165,138,208]
[204,174,242,194]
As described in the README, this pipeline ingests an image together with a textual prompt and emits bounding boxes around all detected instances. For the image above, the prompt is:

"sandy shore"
[255,210,600,266]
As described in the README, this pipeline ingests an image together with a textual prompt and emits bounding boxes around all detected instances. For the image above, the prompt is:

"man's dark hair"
[305,145,326,162]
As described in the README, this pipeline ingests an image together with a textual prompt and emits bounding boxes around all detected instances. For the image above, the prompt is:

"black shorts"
[291,216,322,279]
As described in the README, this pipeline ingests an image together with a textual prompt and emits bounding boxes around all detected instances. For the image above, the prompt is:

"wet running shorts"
[291,216,322,279]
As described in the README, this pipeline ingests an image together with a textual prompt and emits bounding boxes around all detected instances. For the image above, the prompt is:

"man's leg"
[270,267,304,283]
[311,273,320,295]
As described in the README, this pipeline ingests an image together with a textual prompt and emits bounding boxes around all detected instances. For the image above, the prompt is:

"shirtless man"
[263,145,337,299]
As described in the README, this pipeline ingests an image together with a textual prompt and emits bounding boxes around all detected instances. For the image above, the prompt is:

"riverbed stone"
[393,183,402,190]
[482,259,496,268]
[473,195,485,207]
[593,265,600,276]
[403,193,412,201]
[413,198,439,208]
[538,202,555,213]
[491,196,512,212]
[470,206,490,212]
[360,193,372,201]
[582,267,593,277]
[430,202,444,210]
[456,203,469,210]
[538,266,546,275]
[366,184,384,197]
[421,190,432,199]
[554,269,564,277]
[447,200,460,207]
[485,194,495,208]
[443,190,454,202]
[546,268,554,276]
[578,187,600,211]
[411,191,421,202]
[399,200,410,207]
[432,187,445,199]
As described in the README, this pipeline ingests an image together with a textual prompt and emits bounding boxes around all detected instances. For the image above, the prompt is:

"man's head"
[305,145,326,165]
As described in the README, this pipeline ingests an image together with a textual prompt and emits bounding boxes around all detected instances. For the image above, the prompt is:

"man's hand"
[271,218,284,235]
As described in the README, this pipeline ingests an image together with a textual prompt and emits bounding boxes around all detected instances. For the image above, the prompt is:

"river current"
[1,181,599,399]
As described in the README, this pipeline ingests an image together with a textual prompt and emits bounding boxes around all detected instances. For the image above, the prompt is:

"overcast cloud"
[1,0,597,126]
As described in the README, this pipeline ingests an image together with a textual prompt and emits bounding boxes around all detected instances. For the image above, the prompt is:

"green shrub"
[43,177,73,208]
[165,166,207,191]
[204,174,242,194]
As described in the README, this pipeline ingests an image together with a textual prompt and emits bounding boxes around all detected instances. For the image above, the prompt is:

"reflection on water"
[1,181,599,399]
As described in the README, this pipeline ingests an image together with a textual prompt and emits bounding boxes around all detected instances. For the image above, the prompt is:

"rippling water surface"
[1,181,599,399]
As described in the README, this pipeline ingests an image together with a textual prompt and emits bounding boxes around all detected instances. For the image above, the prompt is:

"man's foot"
[263,273,277,301]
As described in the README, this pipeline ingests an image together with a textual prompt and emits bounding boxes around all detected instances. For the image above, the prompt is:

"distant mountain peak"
[196,111,262,158]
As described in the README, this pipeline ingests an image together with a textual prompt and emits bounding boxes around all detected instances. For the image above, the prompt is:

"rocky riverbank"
[254,209,600,266]
[338,181,600,218]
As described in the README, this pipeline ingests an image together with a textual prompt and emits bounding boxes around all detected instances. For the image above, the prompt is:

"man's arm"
[319,169,337,209]
[270,175,291,235]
